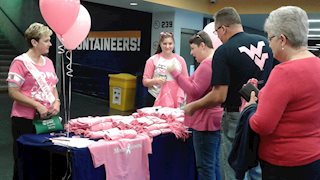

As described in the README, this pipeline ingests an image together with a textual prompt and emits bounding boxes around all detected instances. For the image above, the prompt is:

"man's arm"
[184,85,228,116]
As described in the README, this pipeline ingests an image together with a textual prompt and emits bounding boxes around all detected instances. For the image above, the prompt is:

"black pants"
[11,117,35,180]
[260,159,320,180]
[144,92,156,107]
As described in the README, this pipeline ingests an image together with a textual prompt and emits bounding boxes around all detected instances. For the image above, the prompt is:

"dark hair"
[189,31,213,48]
[154,32,175,54]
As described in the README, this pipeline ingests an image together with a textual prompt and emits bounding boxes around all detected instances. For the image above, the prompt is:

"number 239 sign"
[161,21,173,28]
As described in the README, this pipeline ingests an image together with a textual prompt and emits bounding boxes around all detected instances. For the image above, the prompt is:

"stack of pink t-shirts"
[145,123,172,137]
[111,115,135,130]
[136,106,184,120]
[156,107,185,123]
[135,107,189,139]
[135,106,162,117]
[134,117,155,126]
[84,128,138,140]
[89,122,113,131]
[129,115,172,136]
[145,116,167,124]
[103,128,137,141]
[65,106,189,140]
[65,116,113,135]
[130,116,154,133]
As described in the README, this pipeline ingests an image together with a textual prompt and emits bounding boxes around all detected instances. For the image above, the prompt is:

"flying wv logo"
[238,41,269,70]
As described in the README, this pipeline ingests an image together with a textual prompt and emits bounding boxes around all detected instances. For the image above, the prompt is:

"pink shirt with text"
[89,135,152,180]
[143,53,188,107]
[7,54,58,119]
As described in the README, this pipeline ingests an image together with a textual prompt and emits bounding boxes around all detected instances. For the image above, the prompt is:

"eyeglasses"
[213,25,224,34]
[268,35,276,42]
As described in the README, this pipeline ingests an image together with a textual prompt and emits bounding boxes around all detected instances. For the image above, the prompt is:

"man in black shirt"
[184,7,274,180]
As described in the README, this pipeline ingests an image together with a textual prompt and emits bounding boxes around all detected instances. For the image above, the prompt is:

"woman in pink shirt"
[143,32,188,108]
[246,6,320,180]
[168,31,223,180]
[6,22,60,179]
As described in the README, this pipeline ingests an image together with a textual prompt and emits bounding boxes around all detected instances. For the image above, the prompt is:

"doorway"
[180,28,198,75]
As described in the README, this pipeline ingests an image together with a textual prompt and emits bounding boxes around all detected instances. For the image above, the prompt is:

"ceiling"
[83,0,177,14]
[83,0,320,52]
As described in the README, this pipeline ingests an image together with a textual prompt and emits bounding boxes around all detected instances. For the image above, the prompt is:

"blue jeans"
[220,111,261,180]
[244,164,261,180]
[193,130,221,180]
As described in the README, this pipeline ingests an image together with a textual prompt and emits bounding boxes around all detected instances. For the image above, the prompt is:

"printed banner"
[77,31,141,51]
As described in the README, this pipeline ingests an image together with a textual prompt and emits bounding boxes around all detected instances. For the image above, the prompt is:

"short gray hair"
[214,7,241,27]
[264,6,309,48]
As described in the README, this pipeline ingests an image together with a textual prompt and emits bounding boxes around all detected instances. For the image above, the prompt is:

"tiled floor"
[0,92,133,180]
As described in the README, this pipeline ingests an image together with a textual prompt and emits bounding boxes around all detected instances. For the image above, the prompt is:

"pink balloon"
[57,5,91,50]
[39,0,80,35]
[203,22,223,49]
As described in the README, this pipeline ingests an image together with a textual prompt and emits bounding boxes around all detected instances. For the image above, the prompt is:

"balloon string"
[58,45,65,55]
[65,50,73,137]
[58,45,73,137]
[58,45,69,136]
[65,51,73,78]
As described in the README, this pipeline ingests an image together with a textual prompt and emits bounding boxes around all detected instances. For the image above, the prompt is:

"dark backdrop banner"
[71,2,151,100]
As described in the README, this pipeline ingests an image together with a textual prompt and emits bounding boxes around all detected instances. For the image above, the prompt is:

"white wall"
[150,9,205,55]
[174,9,204,55]
[151,12,175,55]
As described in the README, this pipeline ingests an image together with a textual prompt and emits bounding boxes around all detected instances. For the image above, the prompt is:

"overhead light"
[309,28,320,32]
[308,34,320,37]
[308,19,320,23]
[130,2,138,6]
[308,48,319,51]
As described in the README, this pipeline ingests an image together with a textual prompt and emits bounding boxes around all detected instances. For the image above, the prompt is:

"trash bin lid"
[109,73,137,88]
[108,73,136,81]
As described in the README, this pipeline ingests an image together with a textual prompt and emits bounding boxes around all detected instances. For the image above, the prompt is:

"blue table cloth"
[17,133,197,180]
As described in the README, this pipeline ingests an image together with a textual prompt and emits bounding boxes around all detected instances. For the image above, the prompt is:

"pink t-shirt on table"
[89,135,152,180]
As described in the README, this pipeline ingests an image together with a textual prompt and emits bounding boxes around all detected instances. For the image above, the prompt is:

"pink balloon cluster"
[39,0,91,50]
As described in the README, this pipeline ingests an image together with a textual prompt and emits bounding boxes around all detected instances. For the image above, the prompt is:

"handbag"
[33,115,63,134]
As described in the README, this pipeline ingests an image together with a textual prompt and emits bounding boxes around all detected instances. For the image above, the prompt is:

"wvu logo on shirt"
[238,41,269,70]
